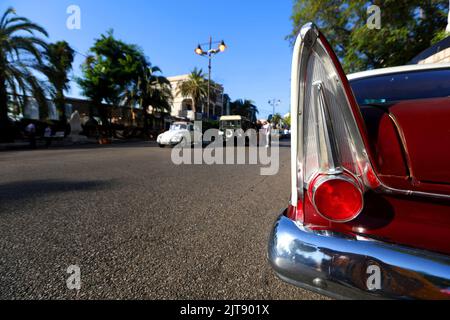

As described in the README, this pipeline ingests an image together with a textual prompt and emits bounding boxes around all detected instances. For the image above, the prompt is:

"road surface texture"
[0,141,327,299]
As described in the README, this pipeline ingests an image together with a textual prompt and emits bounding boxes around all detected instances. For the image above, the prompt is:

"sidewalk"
[0,138,95,151]
[0,138,153,151]
[0,141,30,150]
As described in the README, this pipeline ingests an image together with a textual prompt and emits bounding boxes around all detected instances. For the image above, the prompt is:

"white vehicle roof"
[347,63,450,81]
[220,115,242,121]
[172,122,190,125]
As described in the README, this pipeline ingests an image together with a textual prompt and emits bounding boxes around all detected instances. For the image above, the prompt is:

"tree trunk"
[192,98,197,121]
[143,113,150,140]
[98,104,111,137]
[55,91,67,123]
[141,101,150,139]
[0,77,13,142]
[0,77,9,125]
[89,103,95,120]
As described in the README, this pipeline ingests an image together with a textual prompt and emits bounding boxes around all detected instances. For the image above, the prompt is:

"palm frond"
[0,7,50,122]
[0,7,16,28]
[4,21,49,38]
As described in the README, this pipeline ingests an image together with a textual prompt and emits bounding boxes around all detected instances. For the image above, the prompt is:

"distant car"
[280,128,291,140]
[268,23,450,300]
[157,122,201,147]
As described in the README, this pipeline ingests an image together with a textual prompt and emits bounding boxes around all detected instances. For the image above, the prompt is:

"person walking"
[262,121,271,148]
[25,122,36,149]
[44,125,52,148]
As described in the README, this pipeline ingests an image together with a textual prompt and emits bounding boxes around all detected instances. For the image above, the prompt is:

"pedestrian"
[262,121,271,148]
[25,122,36,149]
[256,120,262,131]
[44,125,52,148]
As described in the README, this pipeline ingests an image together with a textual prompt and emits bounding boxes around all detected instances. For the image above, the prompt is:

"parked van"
[218,115,258,145]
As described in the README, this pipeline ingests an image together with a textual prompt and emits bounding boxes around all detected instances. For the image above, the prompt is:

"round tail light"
[310,174,364,223]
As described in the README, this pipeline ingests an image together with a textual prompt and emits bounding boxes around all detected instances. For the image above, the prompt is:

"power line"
[73,48,88,59]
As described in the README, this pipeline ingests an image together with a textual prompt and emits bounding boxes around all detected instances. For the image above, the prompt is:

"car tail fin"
[290,23,379,224]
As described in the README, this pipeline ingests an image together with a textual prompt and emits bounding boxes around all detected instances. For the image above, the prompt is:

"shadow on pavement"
[0,179,114,206]
[0,140,161,153]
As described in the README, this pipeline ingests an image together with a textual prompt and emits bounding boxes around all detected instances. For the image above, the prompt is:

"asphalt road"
[0,141,326,300]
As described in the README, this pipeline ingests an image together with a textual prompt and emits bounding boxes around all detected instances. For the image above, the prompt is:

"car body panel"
[157,122,200,146]
[387,98,450,185]
[303,192,450,255]
[360,105,408,177]
[303,82,450,255]
[268,23,450,299]
[359,98,450,193]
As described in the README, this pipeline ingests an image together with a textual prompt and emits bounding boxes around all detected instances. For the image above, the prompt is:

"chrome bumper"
[268,212,450,300]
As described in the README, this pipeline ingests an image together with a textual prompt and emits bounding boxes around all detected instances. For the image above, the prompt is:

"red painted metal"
[303,191,450,255]
[298,32,450,255]
[387,98,450,186]
[333,193,450,255]
[360,106,408,177]
[360,100,450,195]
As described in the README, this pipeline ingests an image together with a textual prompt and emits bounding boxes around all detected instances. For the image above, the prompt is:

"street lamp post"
[268,98,281,121]
[195,37,227,119]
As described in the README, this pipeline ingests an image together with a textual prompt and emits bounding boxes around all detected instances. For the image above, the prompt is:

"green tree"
[0,7,49,140]
[271,113,282,128]
[223,93,232,115]
[36,41,74,122]
[230,99,259,122]
[77,30,143,126]
[123,59,172,136]
[177,68,208,114]
[288,0,449,73]
[284,113,291,128]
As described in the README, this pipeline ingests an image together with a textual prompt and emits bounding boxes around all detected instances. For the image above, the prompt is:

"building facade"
[167,74,224,121]
[418,46,450,64]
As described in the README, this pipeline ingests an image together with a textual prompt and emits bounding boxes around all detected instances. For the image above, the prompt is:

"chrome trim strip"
[376,184,450,200]
[290,23,319,207]
[289,23,302,207]
[386,113,414,179]
[313,80,342,173]
[268,213,450,300]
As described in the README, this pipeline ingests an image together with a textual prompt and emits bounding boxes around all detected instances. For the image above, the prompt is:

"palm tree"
[123,59,172,136]
[0,7,49,140]
[36,41,74,122]
[223,93,231,115]
[230,99,259,122]
[271,113,282,128]
[177,68,208,114]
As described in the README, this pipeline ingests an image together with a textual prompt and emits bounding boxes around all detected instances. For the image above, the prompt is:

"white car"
[157,122,201,148]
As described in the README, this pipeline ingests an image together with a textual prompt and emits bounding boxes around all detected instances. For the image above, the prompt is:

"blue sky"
[3,0,295,118]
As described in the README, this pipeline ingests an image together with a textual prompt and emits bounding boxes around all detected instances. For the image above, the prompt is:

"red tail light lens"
[311,175,364,222]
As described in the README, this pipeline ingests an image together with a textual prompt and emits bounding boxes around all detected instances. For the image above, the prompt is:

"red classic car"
[268,23,450,300]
